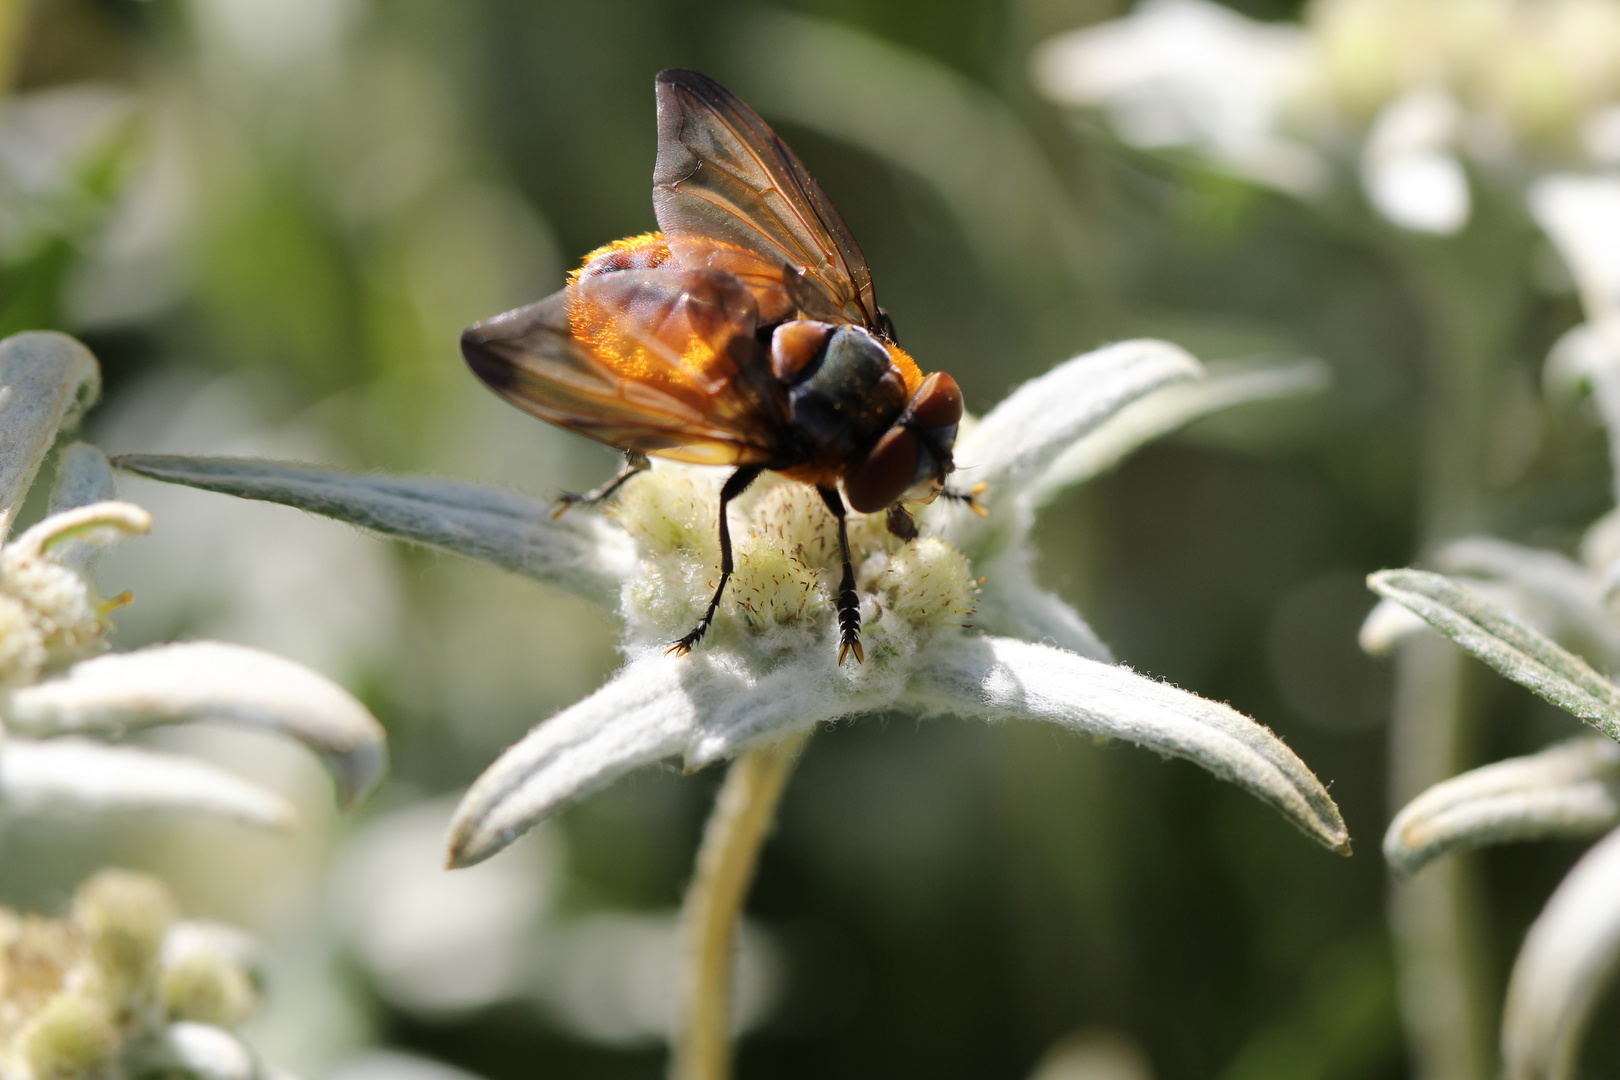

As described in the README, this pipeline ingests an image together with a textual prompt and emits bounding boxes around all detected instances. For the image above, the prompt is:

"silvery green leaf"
[1368,569,1620,741]
[0,332,101,541]
[447,652,865,867]
[5,641,387,807]
[129,1022,260,1080]
[1385,736,1620,878]
[1501,824,1620,1080]
[971,548,1113,662]
[903,636,1351,854]
[0,738,295,830]
[1434,538,1620,669]
[1359,596,1432,656]
[1027,358,1330,507]
[954,340,1203,507]
[112,455,633,606]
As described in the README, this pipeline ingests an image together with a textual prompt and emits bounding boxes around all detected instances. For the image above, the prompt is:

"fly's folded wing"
[461,271,783,467]
[653,68,877,330]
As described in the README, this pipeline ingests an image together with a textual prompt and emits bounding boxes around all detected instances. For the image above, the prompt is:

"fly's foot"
[666,621,711,658]
[835,587,863,666]
[550,492,586,520]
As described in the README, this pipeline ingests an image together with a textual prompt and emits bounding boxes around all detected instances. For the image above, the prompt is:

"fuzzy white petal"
[1360,91,1470,234]
[1369,569,1620,742]
[1386,737,1620,878]
[5,641,386,806]
[47,441,117,513]
[0,738,295,829]
[136,1022,262,1080]
[447,653,876,868]
[1434,538,1620,669]
[1501,825,1620,1080]
[113,454,634,606]
[5,500,151,563]
[1530,174,1620,319]
[904,635,1350,853]
[1031,0,1323,195]
[1027,358,1330,505]
[0,332,100,541]
[955,340,1202,505]
[1359,596,1433,656]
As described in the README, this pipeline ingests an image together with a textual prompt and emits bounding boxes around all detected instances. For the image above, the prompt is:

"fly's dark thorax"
[770,323,908,468]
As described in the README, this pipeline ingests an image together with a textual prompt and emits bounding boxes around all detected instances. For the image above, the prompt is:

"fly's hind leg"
[818,486,864,665]
[551,451,651,520]
[667,466,764,657]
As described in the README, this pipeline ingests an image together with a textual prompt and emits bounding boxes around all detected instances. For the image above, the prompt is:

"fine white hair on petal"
[447,652,884,868]
[904,635,1350,853]
[1385,737,1620,879]
[1501,824,1620,1080]
[1530,174,1620,319]
[0,331,101,542]
[1360,91,1470,235]
[0,737,296,830]
[948,340,1202,545]
[5,641,387,806]
[112,454,633,607]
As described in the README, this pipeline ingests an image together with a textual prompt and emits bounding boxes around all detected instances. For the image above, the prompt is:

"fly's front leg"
[667,466,763,657]
[818,486,864,665]
[940,481,988,517]
[551,451,650,520]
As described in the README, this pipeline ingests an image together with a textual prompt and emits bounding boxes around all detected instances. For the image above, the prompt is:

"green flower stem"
[672,729,810,1080]
[1386,220,1529,1080]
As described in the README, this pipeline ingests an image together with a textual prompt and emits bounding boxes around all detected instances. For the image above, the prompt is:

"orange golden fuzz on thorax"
[885,342,924,396]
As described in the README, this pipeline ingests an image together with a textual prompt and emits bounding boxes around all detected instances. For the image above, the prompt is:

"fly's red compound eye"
[908,372,963,430]
[845,426,921,513]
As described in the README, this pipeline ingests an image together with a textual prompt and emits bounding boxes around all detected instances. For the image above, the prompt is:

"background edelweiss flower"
[1034,0,1620,234]
[0,330,387,841]
[0,867,266,1080]
[1359,185,1620,1080]
[112,337,1349,866]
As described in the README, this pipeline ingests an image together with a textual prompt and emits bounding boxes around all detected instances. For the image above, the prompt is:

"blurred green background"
[2,0,1612,1078]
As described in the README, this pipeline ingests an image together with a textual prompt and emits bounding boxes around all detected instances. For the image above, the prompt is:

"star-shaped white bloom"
[116,338,1348,867]
[0,331,387,834]
[1361,175,1620,1080]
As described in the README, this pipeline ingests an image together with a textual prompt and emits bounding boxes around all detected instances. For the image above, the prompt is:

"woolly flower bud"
[0,592,46,690]
[613,469,719,562]
[15,993,116,1080]
[0,557,105,676]
[159,951,259,1030]
[881,538,978,630]
[751,482,839,570]
[71,871,177,1022]
[726,535,822,632]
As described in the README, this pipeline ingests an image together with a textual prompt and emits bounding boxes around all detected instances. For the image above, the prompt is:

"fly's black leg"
[818,486,864,665]
[941,481,989,517]
[885,505,918,542]
[552,452,651,519]
[667,466,764,657]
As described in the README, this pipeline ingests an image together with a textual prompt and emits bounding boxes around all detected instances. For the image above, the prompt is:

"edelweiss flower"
[116,338,1347,862]
[1034,0,1620,234]
[1360,175,1620,1080]
[0,331,386,837]
[117,331,1346,1073]
[0,867,268,1080]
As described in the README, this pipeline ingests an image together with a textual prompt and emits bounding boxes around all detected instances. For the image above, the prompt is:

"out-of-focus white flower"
[1033,0,1326,196]
[0,331,388,834]
[117,338,1350,869]
[1035,0,1620,233]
